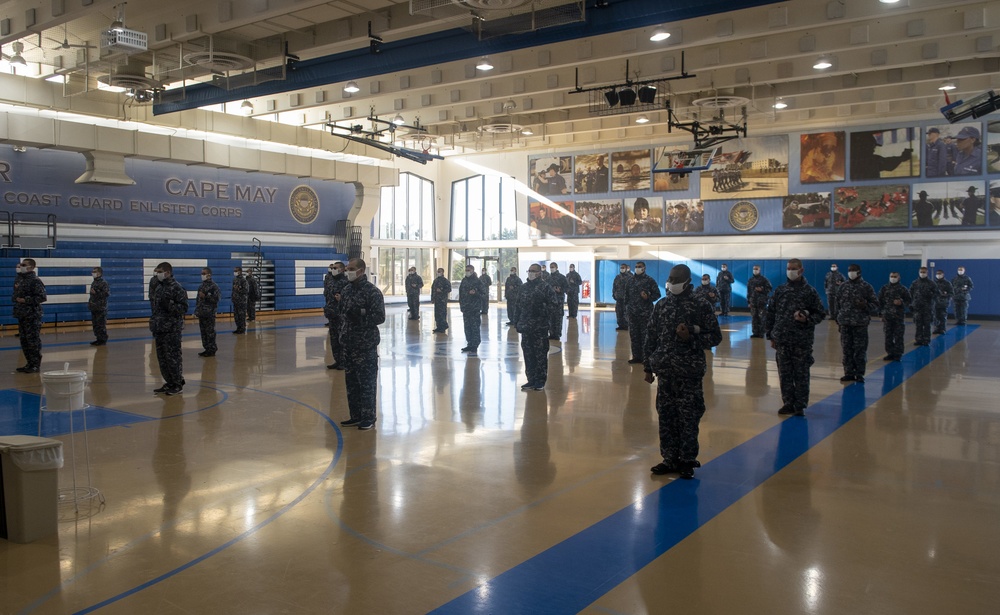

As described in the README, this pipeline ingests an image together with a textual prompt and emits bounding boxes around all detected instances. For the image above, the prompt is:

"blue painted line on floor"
[428,326,978,615]
[0,389,157,437]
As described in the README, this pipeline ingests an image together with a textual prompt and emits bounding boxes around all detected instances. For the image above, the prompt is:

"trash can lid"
[0,435,63,452]
[42,370,88,379]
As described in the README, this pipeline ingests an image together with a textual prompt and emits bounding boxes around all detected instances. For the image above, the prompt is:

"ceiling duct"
[410,0,585,39]
[75,151,136,185]
[97,59,162,92]
[183,35,257,74]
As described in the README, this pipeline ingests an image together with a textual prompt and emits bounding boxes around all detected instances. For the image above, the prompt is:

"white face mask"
[510,270,516,275]
[438,272,445,277]
[333,268,343,275]
[527,271,540,280]
[831,267,838,272]
[15,266,22,274]
[787,269,801,281]
[667,281,687,295]
[936,274,944,280]
[890,277,899,284]
[550,268,557,274]
[156,272,167,282]
[701,280,709,286]
[848,271,859,280]
[620,268,628,274]
[919,272,928,279]
[635,267,645,274]
[958,269,965,275]
[92,272,100,278]
[465,270,474,278]
[721,267,727,271]
[346,270,359,282]
[328,267,334,274]
[753,269,760,275]
[408,270,416,275]
[234,272,240,278]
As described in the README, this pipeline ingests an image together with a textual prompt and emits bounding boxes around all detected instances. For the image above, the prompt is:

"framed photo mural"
[990,179,1000,226]
[783,193,832,229]
[663,200,704,233]
[652,146,691,191]
[700,135,789,200]
[624,197,663,234]
[833,184,910,230]
[911,181,986,228]
[529,155,573,196]
[573,199,622,235]
[611,150,651,191]
[528,201,574,238]
[924,122,983,177]
[799,132,845,183]
[573,153,610,194]
[986,120,1000,174]
[849,127,919,180]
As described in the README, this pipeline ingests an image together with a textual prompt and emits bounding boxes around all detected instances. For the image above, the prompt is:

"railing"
[7,212,57,250]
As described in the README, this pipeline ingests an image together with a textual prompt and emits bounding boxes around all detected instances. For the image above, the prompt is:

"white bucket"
[41,368,88,412]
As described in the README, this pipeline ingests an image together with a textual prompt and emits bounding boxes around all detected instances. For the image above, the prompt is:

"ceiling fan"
[49,24,95,50]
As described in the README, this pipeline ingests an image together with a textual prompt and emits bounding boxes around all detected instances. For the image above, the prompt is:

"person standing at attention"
[459,265,484,354]
[337,258,385,431]
[405,266,424,321]
[13,259,47,373]
[715,264,735,316]
[613,263,633,331]
[747,265,772,338]
[504,267,523,327]
[834,264,879,383]
[231,266,248,334]
[150,262,189,395]
[515,264,558,391]
[878,272,911,362]
[564,264,583,319]
[195,267,221,358]
[625,261,661,364]
[88,266,110,346]
[431,268,452,334]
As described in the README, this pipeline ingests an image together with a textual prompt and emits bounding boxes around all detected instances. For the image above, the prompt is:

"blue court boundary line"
[428,326,978,614]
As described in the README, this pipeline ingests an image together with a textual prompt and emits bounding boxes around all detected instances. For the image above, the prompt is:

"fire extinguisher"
[582,280,591,299]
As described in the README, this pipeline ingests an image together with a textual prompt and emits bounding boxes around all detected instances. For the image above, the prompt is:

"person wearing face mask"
[88,266,110,346]
[834,264,879,383]
[11,263,26,339]
[515,264,559,391]
[149,262,189,395]
[715,264,735,316]
[643,264,722,479]
[504,267,523,327]
[195,268,221,357]
[12,259,47,373]
[692,274,719,312]
[951,266,974,325]
[323,263,338,328]
[908,267,936,346]
[480,268,493,315]
[747,266,772,338]
[878,272,911,361]
[624,261,661,364]
[231,266,249,334]
[565,264,582,319]
[246,269,260,323]
[932,270,954,335]
[547,263,569,340]
[336,258,385,431]
[431,268,452,333]
[458,265,484,353]
[612,263,633,331]
[765,258,826,416]
[405,266,424,321]
[824,264,845,321]
[325,262,349,368]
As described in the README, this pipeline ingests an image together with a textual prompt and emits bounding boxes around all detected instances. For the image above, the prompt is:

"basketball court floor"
[1,306,998,614]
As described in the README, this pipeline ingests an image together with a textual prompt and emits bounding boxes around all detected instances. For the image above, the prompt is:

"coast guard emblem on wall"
[729,200,759,231]
[289,185,320,224]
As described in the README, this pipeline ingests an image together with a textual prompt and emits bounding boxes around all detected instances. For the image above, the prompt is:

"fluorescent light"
[635,115,650,124]
[344,81,360,93]
[521,128,533,136]
[879,0,901,4]
[813,56,833,70]
[650,28,670,42]
[392,114,405,125]
[773,99,788,109]
[240,100,254,115]
[45,74,68,84]
[938,82,956,91]
[97,81,126,93]
[476,56,494,71]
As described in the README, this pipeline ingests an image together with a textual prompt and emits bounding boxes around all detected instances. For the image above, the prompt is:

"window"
[376,172,435,241]
[450,175,519,241]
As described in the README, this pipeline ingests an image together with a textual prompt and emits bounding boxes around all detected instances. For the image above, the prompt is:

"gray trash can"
[0,435,64,543]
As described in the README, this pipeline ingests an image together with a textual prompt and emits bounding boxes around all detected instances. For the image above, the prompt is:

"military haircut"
[157,261,173,273]
[22,258,37,267]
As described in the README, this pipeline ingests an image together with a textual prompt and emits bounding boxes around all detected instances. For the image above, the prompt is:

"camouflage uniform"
[951,273,974,325]
[247,274,260,321]
[13,271,46,370]
[612,270,633,329]
[148,274,160,309]
[878,281,911,360]
[643,286,722,471]
[326,272,350,365]
[715,269,735,315]
[459,273,484,350]
[195,277,221,354]
[405,272,424,320]
[746,274,772,337]
[692,283,720,312]
[908,277,937,345]
[565,269,582,318]
[835,275,879,379]
[150,277,189,388]
[88,274,110,344]
[824,269,846,320]
[323,270,336,327]
[504,273,523,325]
[932,276,954,334]
[765,276,827,414]
[624,272,661,361]
[431,274,452,332]
[515,276,558,387]
[547,270,569,339]
[231,273,249,333]
[480,272,493,314]
[339,273,386,424]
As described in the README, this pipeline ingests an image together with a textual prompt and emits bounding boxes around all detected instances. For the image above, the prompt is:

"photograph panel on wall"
[911,181,986,228]
[990,179,1000,226]
[987,120,1000,174]
[574,199,622,236]
[652,146,692,191]
[925,122,983,177]
[782,192,832,229]
[700,135,789,200]
[611,149,652,191]
[528,201,575,238]
[573,153,611,194]
[849,127,920,180]
[663,200,704,233]
[799,132,845,183]
[624,197,663,234]
[529,155,573,196]
[833,184,910,230]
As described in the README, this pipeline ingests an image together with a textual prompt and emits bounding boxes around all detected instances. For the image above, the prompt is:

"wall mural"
[700,135,789,200]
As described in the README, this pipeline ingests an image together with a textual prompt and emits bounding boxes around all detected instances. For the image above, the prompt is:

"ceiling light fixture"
[773,98,788,109]
[521,128,533,136]
[650,28,670,42]
[813,56,833,70]
[878,0,901,4]
[938,82,956,91]
[344,81,360,93]
[393,114,405,125]
[240,100,254,115]
[635,115,650,124]
[9,42,26,67]
[476,56,494,71]
[637,85,657,104]
[45,74,68,84]
[618,87,637,106]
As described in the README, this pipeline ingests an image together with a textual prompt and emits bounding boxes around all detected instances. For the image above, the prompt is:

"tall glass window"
[450,175,519,241]
[375,172,435,241]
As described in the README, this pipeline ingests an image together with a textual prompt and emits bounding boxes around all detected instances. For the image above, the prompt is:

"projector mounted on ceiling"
[101,28,148,55]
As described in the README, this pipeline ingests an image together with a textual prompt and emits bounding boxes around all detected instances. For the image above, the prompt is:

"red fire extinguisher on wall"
[582,280,591,299]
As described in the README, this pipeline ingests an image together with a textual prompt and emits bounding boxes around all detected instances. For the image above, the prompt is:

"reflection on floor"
[1,307,998,614]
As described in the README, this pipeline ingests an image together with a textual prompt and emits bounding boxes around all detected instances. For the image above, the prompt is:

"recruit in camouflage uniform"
[715,265,735,316]
[878,273,912,361]
[547,263,569,339]
[692,276,720,312]
[231,267,249,334]
[431,268,452,333]
[765,259,827,416]
[150,262,189,395]
[951,267,974,325]
[932,271,954,335]
[824,265,845,320]
[565,265,582,319]
[612,264,633,330]
[405,268,424,320]
[13,259,47,373]
[247,271,260,322]
[908,268,936,346]
[89,266,110,346]
[459,266,484,353]
[504,268,523,326]
[516,264,558,391]
[747,266,772,338]
[326,262,349,369]
[643,264,723,479]
[834,264,879,382]
[624,261,661,363]
[323,264,337,328]
[479,270,493,315]
[195,268,221,357]
[337,259,385,430]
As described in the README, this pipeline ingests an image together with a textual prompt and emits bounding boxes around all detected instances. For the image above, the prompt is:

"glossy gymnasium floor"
[1,304,999,615]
